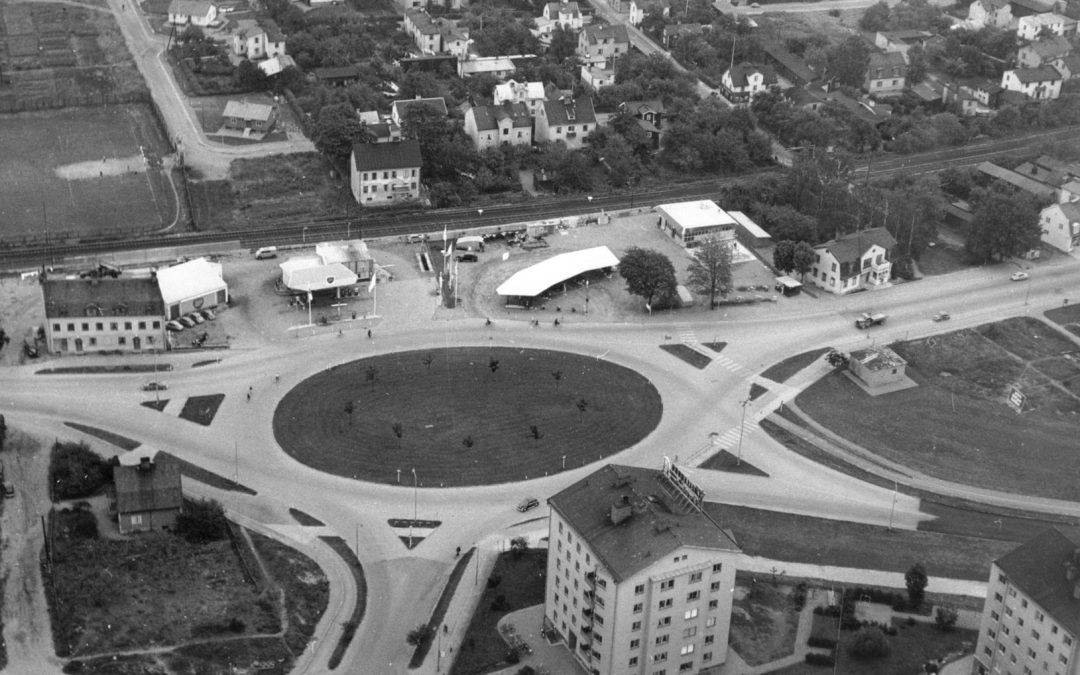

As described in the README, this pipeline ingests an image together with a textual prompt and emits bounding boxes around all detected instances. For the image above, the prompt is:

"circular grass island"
[272,347,663,487]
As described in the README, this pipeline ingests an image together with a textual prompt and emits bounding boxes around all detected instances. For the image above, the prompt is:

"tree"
[965,189,1042,263]
[905,562,928,608]
[934,606,958,631]
[773,240,796,272]
[548,24,578,62]
[686,237,733,308]
[406,624,434,647]
[618,247,677,310]
[551,370,563,391]
[365,366,379,391]
[827,36,871,89]
[510,536,529,558]
[175,498,228,544]
[792,241,816,280]
[489,358,500,374]
[848,627,891,659]
[859,1,891,31]
[313,103,370,165]
[236,59,268,91]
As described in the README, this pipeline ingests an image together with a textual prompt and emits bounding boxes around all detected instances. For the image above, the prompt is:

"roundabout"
[272,346,663,486]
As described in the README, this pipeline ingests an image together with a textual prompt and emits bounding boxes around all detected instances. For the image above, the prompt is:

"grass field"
[272,347,663,486]
[761,347,831,384]
[729,575,802,666]
[0,105,175,240]
[796,317,1080,500]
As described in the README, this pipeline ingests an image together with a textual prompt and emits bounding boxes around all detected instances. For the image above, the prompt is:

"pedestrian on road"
[367,329,372,339]
[455,546,461,557]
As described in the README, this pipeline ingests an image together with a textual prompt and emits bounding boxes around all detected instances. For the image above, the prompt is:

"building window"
[680,644,694,655]
[89,337,97,346]
[118,337,126,346]
[631,639,640,649]
[710,581,721,591]
[635,584,645,595]
[704,634,714,644]
[690,572,702,583]
[656,635,669,645]
[95,322,103,331]
[53,323,61,332]
[708,600,718,609]
[138,321,146,330]
[82,323,89,331]
[110,322,118,331]
[683,626,697,639]
[660,580,675,591]
[659,599,673,610]
[629,657,638,666]
[67,323,75,331]
[705,617,716,628]
[684,608,698,620]
[634,603,643,613]
[658,616,671,628]
[687,591,700,602]
[632,621,641,631]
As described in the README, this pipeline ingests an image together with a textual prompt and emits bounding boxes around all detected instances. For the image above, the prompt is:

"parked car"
[933,311,950,322]
[188,313,205,324]
[456,253,478,263]
[517,497,539,512]
[166,320,185,332]
[254,246,278,260]
[199,308,216,321]
[1010,271,1030,281]
[3,484,13,499]
[179,316,197,328]
[142,382,167,392]
[854,312,887,329]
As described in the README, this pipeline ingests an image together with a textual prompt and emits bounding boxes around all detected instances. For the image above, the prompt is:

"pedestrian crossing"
[709,354,748,377]
[712,418,760,450]
[673,323,752,378]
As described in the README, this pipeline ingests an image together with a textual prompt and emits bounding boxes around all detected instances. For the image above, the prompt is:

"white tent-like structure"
[279,256,358,293]
[496,246,619,305]
[156,257,228,320]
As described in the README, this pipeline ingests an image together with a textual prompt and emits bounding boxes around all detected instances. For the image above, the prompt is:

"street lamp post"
[302,226,308,244]
[584,279,589,315]
[735,396,751,466]
[410,468,418,549]
[477,208,484,221]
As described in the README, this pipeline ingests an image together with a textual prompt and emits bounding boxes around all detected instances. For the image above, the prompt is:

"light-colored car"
[166,320,185,332]
[1010,271,1030,281]
[255,246,278,260]
[188,313,205,324]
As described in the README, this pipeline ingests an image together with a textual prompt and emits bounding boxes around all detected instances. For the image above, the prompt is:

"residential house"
[848,347,908,389]
[221,100,277,133]
[865,51,907,96]
[391,96,448,126]
[350,140,423,205]
[464,102,534,151]
[719,62,778,105]
[971,527,1080,675]
[1017,11,1073,38]
[1039,202,1080,254]
[1018,35,1072,67]
[808,227,896,295]
[968,0,1012,28]
[943,78,1002,115]
[1009,0,1056,19]
[617,99,665,149]
[493,80,547,114]
[167,0,217,26]
[43,274,165,354]
[577,24,629,66]
[1014,154,1080,191]
[535,96,596,150]
[542,1,583,29]
[458,55,517,79]
[403,8,469,56]
[1001,65,1063,99]
[113,448,183,535]
[977,161,1060,199]
[257,54,294,76]
[628,0,670,26]
[1053,53,1080,78]
[231,19,285,60]
[655,200,737,248]
[663,23,706,48]
[545,463,742,675]
[874,29,935,55]
[763,41,818,87]
[314,66,361,87]
[581,64,615,91]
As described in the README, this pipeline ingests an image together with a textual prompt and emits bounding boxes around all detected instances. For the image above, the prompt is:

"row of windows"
[53,320,160,333]
[359,169,418,181]
[362,182,418,194]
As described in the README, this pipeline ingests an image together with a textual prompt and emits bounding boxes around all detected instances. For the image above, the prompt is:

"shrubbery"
[175,498,228,544]
[807,636,837,649]
[848,627,891,659]
[50,441,114,500]
[805,652,835,666]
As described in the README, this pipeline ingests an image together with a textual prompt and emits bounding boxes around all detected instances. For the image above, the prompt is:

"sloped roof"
[1010,65,1063,82]
[996,528,1080,637]
[470,102,533,131]
[222,100,275,121]
[763,41,817,84]
[868,51,908,71]
[156,257,226,305]
[494,79,546,103]
[43,276,164,319]
[352,139,422,171]
[545,1,581,16]
[814,227,897,264]
[548,464,741,583]
[114,450,183,515]
[1010,0,1054,12]
[1028,35,1073,59]
[542,96,596,125]
[496,246,619,297]
[1056,54,1080,76]
[168,0,215,16]
[584,23,629,44]
[460,57,516,75]
[727,62,777,87]
[392,97,448,120]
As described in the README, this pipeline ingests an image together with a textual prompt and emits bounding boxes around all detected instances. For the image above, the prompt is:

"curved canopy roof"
[496,246,619,298]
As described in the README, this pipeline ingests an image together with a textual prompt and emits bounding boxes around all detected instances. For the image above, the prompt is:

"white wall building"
[156,257,229,320]
[655,200,737,248]
[1040,202,1080,255]
[809,227,896,295]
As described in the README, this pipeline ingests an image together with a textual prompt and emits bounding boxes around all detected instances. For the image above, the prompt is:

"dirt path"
[1,431,67,675]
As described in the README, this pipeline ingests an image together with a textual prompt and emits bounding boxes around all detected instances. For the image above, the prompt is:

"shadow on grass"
[699,449,768,477]
[179,394,225,426]
[760,348,831,384]
[660,343,712,369]
[63,422,141,451]
[410,548,476,668]
[321,536,367,670]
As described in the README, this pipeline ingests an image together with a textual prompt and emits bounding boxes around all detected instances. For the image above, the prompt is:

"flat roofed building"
[848,346,908,388]
[545,463,741,675]
[655,200,737,248]
[43,274,165,354]
[973,527,1080,675]
[222,100,277,133]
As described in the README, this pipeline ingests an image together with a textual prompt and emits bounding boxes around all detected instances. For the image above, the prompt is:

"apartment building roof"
[997,527,1080,637]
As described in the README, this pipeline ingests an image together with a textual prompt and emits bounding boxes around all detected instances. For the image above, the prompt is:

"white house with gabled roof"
[809,227,897,294]
[1040,202,1080,255]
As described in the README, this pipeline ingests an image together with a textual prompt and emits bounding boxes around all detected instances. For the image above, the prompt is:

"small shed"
[113,448,183,534]
[849,346,907,389]
[729,211,772,248]
[774,275,802,296]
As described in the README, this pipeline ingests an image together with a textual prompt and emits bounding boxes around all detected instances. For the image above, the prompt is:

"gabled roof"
[470,102,533,131]
[548,464,741,583]
[814,227,897,264]
[727,62,777,87]
[619,99,665,116]
[494,79,546,103]
[996,528,1080,637]
[1010,0,1055,12]
[1055,54,1080,75]
[868,51,907,71]
[976,161,1058,198]
[1054,201,1080,221]
[260,18,283,41]
[542,96,596,125]
[545,1,581,16]
[168,0,215,16]
[763,41,818,84]
[222,100,275,121]
[1009,65,1063,82]
[43,276,164,319]
[392,97,448,120]
[114,449,183,515]
[1027,35,1073,60]
[352,139,422,171]
[583,23,629,44]
[974,0,1010,11]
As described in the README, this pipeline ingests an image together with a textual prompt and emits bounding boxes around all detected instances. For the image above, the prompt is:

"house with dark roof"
[973,527,1080,675]
[1053,54,1080,79]
[231,18,285,60]
[874,30,935,55]
[1018,35,1072,68]
[349,140,422,205]
[402,8,469,56]
[167,0,217,26]
[617,99,666,149]
[1009,0,1056,18]
[113,448,183,534]
[809,227,897,294]
[968,0,1013,28]
[1001,65,1063,99]
[536,96,596,149]
[719,62,778,105]
[977,160,1060,198]
[541,1,583,29]
[577,24,629,66]
[315,66,361,87]
[763,41,818,87]
[943,77,1002,115]
[464,102,533,150]
[545,464,741,675]
[43,274,165,354]
[865,51,907,96]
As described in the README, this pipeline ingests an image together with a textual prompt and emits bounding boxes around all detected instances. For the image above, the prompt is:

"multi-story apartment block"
[545,463,741,675]
[973,527,1080,675]
[43,275,165,354]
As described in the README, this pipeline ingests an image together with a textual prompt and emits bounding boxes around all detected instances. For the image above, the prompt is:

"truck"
[855,312,887,329]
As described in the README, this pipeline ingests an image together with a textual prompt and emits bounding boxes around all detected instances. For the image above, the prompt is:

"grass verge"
[63,422,141,451]
[760,347,831,384]
[410,549,476,668]
[451,549,547,675]
[699,449,769,476]
[159,451,257,495]
[178,393,226,426]
[37,364,170,374]
[729,573,802,665]
[320,536,367,670]
[660,343,713,369]
[248,530,330,655]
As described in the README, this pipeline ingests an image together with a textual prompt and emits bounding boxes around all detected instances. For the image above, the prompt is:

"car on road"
[142,382,167,392]
[1010,271,1030,281]
[933,311,950,322]
[456,253,478,263]
[179,316,197,328]
[255,246,278,260]
[3,484,13,499]
[166,320,184,332]
[751,2,760,7]
[188,312,205,324]
[517,497,539,512]
[855,312,887,329]
[199,308,216,321]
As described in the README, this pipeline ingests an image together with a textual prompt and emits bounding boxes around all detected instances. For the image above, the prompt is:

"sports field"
[0,104,176,241]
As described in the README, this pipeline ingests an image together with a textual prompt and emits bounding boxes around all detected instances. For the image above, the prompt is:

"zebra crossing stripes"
[714,419,760,449]
[710,354,747,375]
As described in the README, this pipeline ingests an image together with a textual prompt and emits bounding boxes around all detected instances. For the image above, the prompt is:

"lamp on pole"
[735,396,751,466]
[302,226,308,244]
[410,467,418,549]
[477,208,484,221]
[474,542,480,584]
[584,279,589,315]
[887,479,898,530]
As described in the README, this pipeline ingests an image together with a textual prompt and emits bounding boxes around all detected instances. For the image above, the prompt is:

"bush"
[935,606,959,632]
[805,652,835,666]
[514,668,536,675]
[50,441,113,500]
[848,627,891,659]
[505,648,520,664]
[175,498,228,544]
[808,636,837,649]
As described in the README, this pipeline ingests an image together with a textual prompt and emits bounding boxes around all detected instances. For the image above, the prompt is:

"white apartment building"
[545,463,741,675]
[973,527,1080,675]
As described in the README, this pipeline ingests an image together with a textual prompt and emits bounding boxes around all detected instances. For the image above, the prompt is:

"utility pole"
[735,396,751,466]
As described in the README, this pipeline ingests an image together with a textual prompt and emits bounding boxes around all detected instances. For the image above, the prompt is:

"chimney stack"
[610,495,631,525]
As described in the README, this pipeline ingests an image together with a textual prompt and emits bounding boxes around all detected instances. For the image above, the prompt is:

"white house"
[655,200,737,248]
[231,19,286,60]
[628,0,670,26]
[155,257,229,321]
[967,0,1012,28]
[1018,35,1072,68]
[1017,12,1073,39]
[350,140,423,205]
[1040,202,1080,254]
[809,228,896,295]
[719,62,778,105]
[581,64,615,91]
[864,51,907,96]
[493,80,546,114]
[577,24,629,66]
[168,0,217,26]
[535,96,596,150]
[43,274,166,354]
[463,102,534,151]
[541,1,583,29]
[1001,65,1063,99]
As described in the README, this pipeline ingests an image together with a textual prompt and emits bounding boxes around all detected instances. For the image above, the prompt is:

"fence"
[0,90,151,114]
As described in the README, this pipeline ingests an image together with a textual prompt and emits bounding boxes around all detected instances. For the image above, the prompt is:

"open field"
[796,317,1080,500]
[272,347,663,487]
[0,105,176,240]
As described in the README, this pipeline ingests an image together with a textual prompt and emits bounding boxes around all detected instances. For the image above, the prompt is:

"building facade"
[464,102,534,151]
[719,63,778,105]
[809,227,896,295]
[972,527,1080,675]
[578,24,629,66]
[1040,202,1080,254]
[546,463,741,675]
[1001,66,1063,100]
[865,51,908,96]
[114,449,183,535]
[535,96,596,149]
[350,140,423,205]
[43,275,165,354]
[655,200,737,248]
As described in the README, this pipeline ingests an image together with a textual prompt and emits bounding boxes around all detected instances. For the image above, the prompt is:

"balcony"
[581,625,592,636]
[583,589,595,603]
[579,640,592,652]
[585,571,596,587]
[582,607,593,619]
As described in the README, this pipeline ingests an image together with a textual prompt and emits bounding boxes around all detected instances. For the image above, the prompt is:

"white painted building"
[809,227,896,295]
[1039,202,1080,255]
[655,200,737,248]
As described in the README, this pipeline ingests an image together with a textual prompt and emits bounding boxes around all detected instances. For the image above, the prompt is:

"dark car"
[142,382,168,392]
[456,253,478,263]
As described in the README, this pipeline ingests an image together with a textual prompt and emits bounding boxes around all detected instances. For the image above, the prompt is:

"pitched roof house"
[967,0,1012,27]
[720,62,778,105]
[535,96,596,149]
[391,96,449,126]
[168,0,217,26]
[493,79,546,114]
[581,64,616,91]
[577,24,629,66]
[43,274,166,354]
[222,100,277,132]
[113,448,183,534]
[542,1,583,28]
[809,227,897,295]
[231,18,285,60]
[1001,65,1064,100]
[1016,11,1073,39]
[1039,202,1080,254]
[1053,53,1080,79]
[865,51,907,96]
[350,140,423,205]
[628,0,670,26]
[464,102,533,150]
[1018,35,1073,68]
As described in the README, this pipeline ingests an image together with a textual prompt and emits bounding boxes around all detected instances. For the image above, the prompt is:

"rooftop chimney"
[610,495,631,525]
[138,456,153,472]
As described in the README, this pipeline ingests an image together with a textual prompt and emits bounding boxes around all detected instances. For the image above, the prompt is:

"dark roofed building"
[113,448,183,534]
[1018,35,1073,68]
[545,463,741,673]
[536,96,596,149]
[391,96,449,126]
[720,62,778,105]
[464,102,533,150]
[43,274,166,354]
[314,65,361,87]
[810,227,897,294]
[763,41,817,87]
[350,140,422,205]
